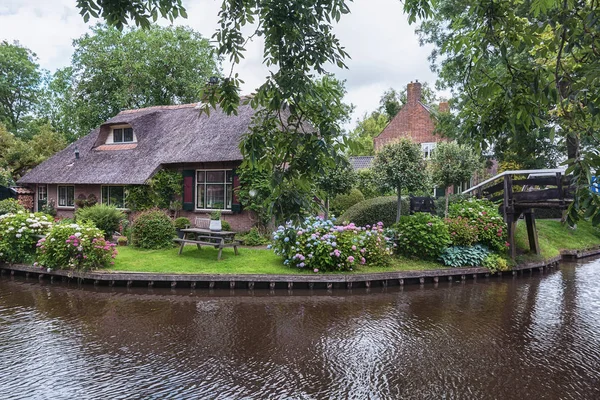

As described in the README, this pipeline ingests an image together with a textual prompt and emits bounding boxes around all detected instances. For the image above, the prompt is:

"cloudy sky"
[0,0,440,128]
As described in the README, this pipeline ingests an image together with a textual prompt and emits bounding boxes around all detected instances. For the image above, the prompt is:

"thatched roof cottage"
[18,103,258,231]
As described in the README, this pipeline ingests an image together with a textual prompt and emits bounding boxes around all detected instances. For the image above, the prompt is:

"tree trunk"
[324,197,330,220]
[445,186,450,218]
[396,187,402,223]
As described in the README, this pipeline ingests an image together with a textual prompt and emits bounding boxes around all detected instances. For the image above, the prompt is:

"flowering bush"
[444,216,479,246]
[394,213,451,259]
[36,222,117,271]
[448,199,508,252]
[270,217,393,272]
[0,212,53,263]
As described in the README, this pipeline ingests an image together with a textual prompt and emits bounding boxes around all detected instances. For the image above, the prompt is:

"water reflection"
[1,259,599,399]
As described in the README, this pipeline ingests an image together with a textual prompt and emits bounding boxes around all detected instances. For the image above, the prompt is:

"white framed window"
[57,186,75,208]
[108,125,136,144]
[101,186,126,209]
[38,185,47,202]
[196,170,233,210]
[421,142,436,159]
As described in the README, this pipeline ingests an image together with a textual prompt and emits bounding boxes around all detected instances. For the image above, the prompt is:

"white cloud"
[0,0,441,129]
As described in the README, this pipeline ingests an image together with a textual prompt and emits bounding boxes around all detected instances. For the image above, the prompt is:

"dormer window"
[107,125,137,144]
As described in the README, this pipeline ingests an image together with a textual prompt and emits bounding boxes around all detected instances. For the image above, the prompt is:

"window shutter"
[231,168,242,214]
[182,170,195,211]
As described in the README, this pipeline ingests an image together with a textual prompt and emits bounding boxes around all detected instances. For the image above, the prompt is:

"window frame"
[109,125,136,144]
[101,185,127,209]
[195,169,233,211]
[57,185,75,208]
[421,142,437,159]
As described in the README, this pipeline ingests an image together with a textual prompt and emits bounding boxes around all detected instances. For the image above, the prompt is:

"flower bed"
[270,217,393,272]
[36,222,117,271]
[0,212,53,263]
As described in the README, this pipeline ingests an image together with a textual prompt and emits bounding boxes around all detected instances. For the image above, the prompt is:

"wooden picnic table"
[174,228,240,261]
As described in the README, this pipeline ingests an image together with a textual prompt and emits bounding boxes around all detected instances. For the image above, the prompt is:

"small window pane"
[226,184,232,209]
[58,187,66,207]
[205,184,224,209]
[206,171,225,183]
[113,129,123,143]
[110,187,125,208]
[102,187,109,205]
[67,187,75,207]
[196,185,205,209]
[196,171,205,183]
[124,128,134,142]
[226,170,233,183]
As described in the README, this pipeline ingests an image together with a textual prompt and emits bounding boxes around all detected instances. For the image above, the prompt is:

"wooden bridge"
[463,169,574,259]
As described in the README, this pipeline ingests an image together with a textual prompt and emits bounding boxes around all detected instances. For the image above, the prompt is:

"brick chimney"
[439,101,450,113]
[407,80,422,104]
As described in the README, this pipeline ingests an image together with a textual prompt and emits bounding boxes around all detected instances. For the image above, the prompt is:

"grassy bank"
[515,219,600,263]
[102,219,600,275]
[106,246,444,275]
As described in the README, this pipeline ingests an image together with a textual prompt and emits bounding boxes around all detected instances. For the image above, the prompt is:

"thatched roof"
[19,103,256,185]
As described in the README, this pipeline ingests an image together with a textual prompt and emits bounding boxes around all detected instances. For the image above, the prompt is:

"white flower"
[74,232,82,238]
[50,238,56,242]
[15,234,22,238]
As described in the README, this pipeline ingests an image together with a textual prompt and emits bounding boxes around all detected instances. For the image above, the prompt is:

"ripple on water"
[0,259,600,399]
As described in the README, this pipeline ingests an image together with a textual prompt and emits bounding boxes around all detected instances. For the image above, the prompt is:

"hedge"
[338,196,409,227]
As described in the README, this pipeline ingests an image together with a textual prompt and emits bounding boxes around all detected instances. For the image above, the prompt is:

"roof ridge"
[117,95,256,115]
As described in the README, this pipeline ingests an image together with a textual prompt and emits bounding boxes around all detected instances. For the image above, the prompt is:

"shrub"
[445,216,479,246]
[131,209,176,249]
[41,199,57,217]
[439,244,490,267]
[270,217,393,272]
[0,212,53,263]
[331,188,365,216]
[221,220,231,231]
[339,196,409,227]
[482,253,511,273]
[0,198,25,215]
[117,236,128,246]
[174,217,190,229]
[394,213,451,259]
[434,193,470,218]
[75,204,125,239]
[240,227,270,246]
[448,198,508,252]
[36,222,117,271]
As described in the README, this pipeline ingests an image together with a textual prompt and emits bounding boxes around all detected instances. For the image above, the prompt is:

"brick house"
[17,103,260,231]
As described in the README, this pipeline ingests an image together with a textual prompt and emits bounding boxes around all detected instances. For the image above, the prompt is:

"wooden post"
[524,209,540,255]
[508,213,517,260]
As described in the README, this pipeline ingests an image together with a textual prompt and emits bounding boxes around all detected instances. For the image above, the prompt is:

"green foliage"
[75,204,125,239]
[236,165,273,230]
[131,209,176,250]
[0,167,14,187]
[117,236,128,246]
[36,222,117,271]
[43,25,220,139]
[124,170,183,212]
[240,227,270,246]
[0,41,42,135]
[482,253,510,273]
[174,217,190,229]
[394,213,451,259]
[0,212,53,263]
[317,160,356,218]
[210,210,221,221]
[445,216,479,246]
[331,188,365,217]
[429,141,480,216]
[76,0,187,29]
[439,245,490,268]
[340,196,409,227]
[40,199,57,217]
[347,112,388,156]
[372,139,429,221]
[221,220,231,231]
[448,199,508,252]
[125,186,155,212]
[355,168,385,199]
[271,217,393,272]
[0,199,25,215]
[433,193,470,218]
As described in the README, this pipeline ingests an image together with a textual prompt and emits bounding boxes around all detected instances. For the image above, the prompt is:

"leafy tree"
[429,141,480,217]
[317,161,356,219]
[372,139,428,222]
[0,41,42,136]
[0,167,13,187]
[416,0,600,225]
[44,24,220,139]
[347,112,388,156]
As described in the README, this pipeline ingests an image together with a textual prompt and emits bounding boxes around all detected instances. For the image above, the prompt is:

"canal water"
[1,258,599,400]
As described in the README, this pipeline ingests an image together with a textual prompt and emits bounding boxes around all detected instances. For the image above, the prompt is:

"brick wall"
[374,81,447,151]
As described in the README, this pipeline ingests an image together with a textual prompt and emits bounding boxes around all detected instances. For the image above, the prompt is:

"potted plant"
[209,210,222,232]
[117,236,128,246]
[174,217,190,238]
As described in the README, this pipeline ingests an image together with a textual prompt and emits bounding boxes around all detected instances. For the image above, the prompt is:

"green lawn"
[105,245,446,275]
[101,218,600,275]
[515,218,600,263]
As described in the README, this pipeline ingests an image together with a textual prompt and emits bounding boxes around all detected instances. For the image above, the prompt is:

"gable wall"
[374,103,439,151]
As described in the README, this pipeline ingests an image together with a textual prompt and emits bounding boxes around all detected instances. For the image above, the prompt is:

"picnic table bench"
[173,228,241,261]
